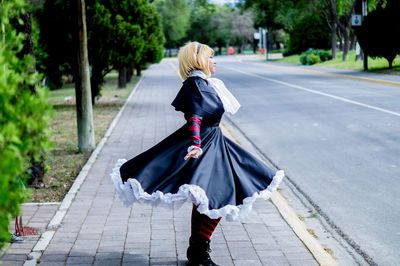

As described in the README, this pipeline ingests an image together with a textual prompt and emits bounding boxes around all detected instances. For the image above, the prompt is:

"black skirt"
[111,76,284,221]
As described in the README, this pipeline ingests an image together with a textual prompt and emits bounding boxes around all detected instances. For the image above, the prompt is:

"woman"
[111,42,284,266]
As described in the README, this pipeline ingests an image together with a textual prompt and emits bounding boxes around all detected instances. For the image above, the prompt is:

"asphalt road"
[206,56,400,265]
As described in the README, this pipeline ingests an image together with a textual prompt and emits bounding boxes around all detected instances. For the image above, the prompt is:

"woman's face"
[208,55,216,75]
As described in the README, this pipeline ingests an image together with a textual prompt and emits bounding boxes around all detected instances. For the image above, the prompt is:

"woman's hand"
[184,149,202,160]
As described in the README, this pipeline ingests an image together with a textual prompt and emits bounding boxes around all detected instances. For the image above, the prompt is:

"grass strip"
[29,71,139,202]
[276,51,400,75]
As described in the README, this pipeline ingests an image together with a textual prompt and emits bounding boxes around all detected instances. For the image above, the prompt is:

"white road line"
[226,66,400,118]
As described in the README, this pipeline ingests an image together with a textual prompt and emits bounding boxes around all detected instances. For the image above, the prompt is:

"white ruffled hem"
[110,159,284,221]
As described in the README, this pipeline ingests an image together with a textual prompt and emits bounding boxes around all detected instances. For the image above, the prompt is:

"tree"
[38,0,164,97]
[0,0,52,250]
[86,1,114,103]
[327,0,356,61]
[355,0,399,68]
[230,10,256,53]
[36,0,74,90]
[154,0,189,56]
[321,0,386,61]
[212,5,233,55]
[185,1,218,46]
[73,0,95,153]
[107,0,165,88]
[242,0,282,29]
[38,0,109,103]
[135,3,165,76]
[287,14,331,54]
[241,0,325,52]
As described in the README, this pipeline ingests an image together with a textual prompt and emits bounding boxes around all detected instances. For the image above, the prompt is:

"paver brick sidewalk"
[28,61,317,266]
[1,204,59,266]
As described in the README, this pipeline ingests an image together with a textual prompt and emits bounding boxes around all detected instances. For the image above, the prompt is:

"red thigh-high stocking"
[191,205,221,240]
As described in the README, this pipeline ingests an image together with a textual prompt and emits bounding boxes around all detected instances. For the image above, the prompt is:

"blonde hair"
[178,42,214,80]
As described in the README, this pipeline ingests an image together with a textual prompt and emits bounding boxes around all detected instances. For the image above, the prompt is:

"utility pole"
[74,0,95,153]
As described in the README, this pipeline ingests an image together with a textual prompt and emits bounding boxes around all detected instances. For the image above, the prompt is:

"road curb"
[270,193,337,265]
[23,75,145,266]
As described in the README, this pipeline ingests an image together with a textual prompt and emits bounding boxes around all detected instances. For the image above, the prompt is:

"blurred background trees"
[154,0,190,56]
[8,0,396,108]
[28,0,397,97]
[150,0,396,68]
[37,0,164,100]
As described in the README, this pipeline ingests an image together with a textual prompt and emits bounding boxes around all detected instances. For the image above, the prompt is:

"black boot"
[187,236,219,266]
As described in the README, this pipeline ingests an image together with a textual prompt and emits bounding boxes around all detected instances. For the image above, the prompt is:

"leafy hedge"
[300,49,332,65]
[0,0,52,251]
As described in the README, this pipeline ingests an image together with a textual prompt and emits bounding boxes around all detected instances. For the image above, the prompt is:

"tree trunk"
[136,65,141,76]
[337,29,343,51]
[329,5,337,59]
[387,56,395,69]
[74,0,95,153]
[350,32,356,50]
[241,39,245,54]
[355,44,362,61]
[90,65,102,105]
[363,50,368,71]
[342,27,350,61]
[118,67,127,88]
[126,69,133,82]
[330,0,356,61]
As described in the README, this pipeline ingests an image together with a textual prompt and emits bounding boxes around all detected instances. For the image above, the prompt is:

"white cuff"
[187,145,203,156]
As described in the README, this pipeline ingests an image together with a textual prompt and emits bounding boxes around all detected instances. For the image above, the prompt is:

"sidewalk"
[8,61,318,266]
[1,204,59,266]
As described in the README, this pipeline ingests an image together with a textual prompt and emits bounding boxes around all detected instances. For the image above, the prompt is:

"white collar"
[189,70,240,115]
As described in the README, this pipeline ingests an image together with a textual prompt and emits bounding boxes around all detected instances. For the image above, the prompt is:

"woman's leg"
[187,205,221,265]
[191,205,221,240]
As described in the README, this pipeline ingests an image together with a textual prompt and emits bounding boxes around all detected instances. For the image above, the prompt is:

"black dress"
[111,76,284,221]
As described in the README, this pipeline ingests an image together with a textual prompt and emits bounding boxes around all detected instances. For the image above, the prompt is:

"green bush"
[0,0,52,251]
[299,49,332,65]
